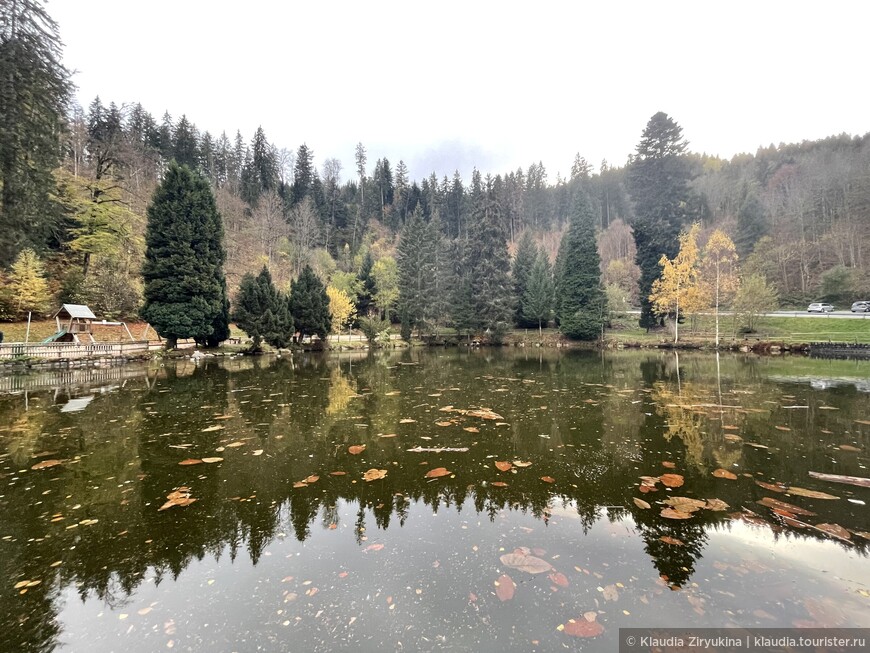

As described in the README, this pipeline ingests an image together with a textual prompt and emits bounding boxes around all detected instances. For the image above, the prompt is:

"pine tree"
[173,115,199,169]
[522,250,554,338]
[511,231,537,327]
[141,162,229,349]
[0,0,72,265]
[445,238,476,340]
[289,264,331,342]
[356,251,376,317]
[232,266,292,351]
[557,193,606,340]
[628,112,693,329]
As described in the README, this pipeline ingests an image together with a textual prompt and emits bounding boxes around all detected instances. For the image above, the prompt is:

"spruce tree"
[627,112,693,329]
[289,264,331,342]
[467,182,512,340]
[522,251,554,338]
[356,251,377,318]
[232,266,293,351]
[557,193,606,341]
[511,231,537,327]
[141,162,230,349]
[0,0,72,265]
[396,208,436,337]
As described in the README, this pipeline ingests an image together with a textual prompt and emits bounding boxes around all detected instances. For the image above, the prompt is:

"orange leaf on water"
[662,461,676,469]
[425,467,451,479]
[330,471,347,476]
[348,445,366,455]
[660,536,685,546]
[540,476,556,483]
[363,468,388,482]
[491,481,508,487]
[494,574,515,601]
[712,468,737,480]
[660,474,684,488]
[495,461,512,472]
[661,508,693,520]
[548,572,569,587]
[31,459,62,470]
[178,459,203,466]
[562,614,604,638]
[633,498,651,510]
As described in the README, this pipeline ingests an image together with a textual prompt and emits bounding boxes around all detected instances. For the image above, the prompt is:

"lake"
[1,349,869,652]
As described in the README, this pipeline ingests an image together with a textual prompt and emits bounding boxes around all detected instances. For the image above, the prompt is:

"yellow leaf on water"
[226,441,245,448]
[201,457,224,464]
[201,425,224,432]
[31,460,62,470]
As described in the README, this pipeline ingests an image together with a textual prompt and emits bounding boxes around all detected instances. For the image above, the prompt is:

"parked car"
[807,303,834,313]
[851,301,870,313]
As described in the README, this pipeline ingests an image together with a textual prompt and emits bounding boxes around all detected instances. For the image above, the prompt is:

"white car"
[807,303,834,313]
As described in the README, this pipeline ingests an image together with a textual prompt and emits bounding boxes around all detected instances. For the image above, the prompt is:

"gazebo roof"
[54,304,97,320]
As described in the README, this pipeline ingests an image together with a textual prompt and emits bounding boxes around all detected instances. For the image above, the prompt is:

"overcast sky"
[50,0,869,183]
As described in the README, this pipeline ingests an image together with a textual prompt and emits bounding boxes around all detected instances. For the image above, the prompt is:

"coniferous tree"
[628,112,693,329]
[396,208,436,337]
[141,162,229,349]
[466,182,512,340]
[0,0,72,265]
[734,186,766,259]
[444,238,475,339]
[511,231,538,327]
[356,251,377,318]
[557,193,606,340]
[289,264,330,342]
[173,115,199,169]
[522,250,554,338]
[232,266,292,351]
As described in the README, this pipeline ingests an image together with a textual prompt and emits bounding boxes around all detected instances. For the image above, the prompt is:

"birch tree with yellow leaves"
[700,229,739,347]
[650,223,704,343]
[326,285,356,341]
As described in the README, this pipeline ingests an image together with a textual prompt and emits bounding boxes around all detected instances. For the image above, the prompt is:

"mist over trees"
[2,0,869,337]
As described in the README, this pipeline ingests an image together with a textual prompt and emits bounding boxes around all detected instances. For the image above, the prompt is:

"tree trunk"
[165,335,178,350]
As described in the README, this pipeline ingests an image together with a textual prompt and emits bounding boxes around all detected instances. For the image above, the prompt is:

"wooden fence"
[0,340,153,360]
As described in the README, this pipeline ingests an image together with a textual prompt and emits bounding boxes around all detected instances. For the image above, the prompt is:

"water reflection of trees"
[1,350,869,652]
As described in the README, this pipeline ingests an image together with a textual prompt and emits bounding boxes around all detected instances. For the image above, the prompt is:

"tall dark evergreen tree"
[0,0,72,265]
[289,264,330,342]
[522,250,554,337]
[291,143,314,206]
[172,115,199,169]
[735,185,767,258]
[628,111,693,329]
[396,208,436,337]
[356,251,377,318]
[556,193,606,340]
[466,182,513,339]
[232,266,292,350]
[141,162,229,348]
[511,230,538,327]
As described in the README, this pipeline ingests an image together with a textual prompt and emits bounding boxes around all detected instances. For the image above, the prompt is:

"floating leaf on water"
[854,419,870,426]
[201,425,224,432]
[712,468,737,480]
[633,498,651,510]
[385,391,401,396]
[808,471,870,488]
[746,443,769,449]
[549,572,569,587]
[815,523,851,541]
[252,449,264,456]
[663,497,706,512]
[466,408,504,420]
[491,481,508,487]
[363,469,387,482]
[399,418,416,424]
[660,474,684,488]
[705,498,730,511]
[660,536,685,546]
[495,461,512,472]
[661,508,693,520]
[201,457,224,464]
[562,614,604,638]
[495,574,515,601]
[348,445,366,455]
[379,433,398,438]
[839,444,861,452]
[425,467,451,479]
[757,497,816,516]
[499,552,552,574]
[159,488,197,511]
[513,461,532,468]
[463,427,480,433]
[540,476,555,484]
[292,481,308,488]
[723,424,740,430]
[662,461,676,469]
[602,584,619,601]
[226,441,245,448]
[31,459,62,470]
[755,480,786,493]
[724,434,743,443]
[435,421,453,427]
[364,543,384,552]
[330,471,347,476]
[178,459,203,466]
[786,487,838,500]
[304,475,319,484]
[774,425,791,431]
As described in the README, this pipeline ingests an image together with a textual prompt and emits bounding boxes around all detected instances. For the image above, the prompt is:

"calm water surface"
[1,349,869,652]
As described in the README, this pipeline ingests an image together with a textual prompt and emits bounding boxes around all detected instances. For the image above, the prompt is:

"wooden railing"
[0,341,151,360]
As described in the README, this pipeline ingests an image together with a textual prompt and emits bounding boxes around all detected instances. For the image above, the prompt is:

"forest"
[2,1,869,342]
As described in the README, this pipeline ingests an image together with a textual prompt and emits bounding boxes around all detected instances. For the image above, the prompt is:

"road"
[625,310,869,320]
